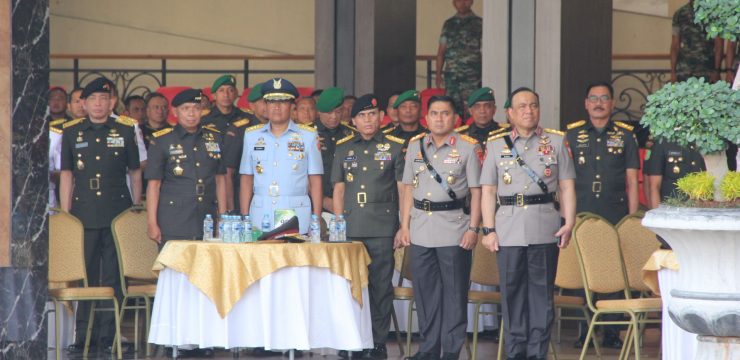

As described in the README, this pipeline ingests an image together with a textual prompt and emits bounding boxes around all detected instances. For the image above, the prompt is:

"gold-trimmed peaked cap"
[262,77,299,101]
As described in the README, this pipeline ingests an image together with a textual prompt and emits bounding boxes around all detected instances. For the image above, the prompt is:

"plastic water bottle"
[328,215,337,242]
[336,215,347,242]
[242,215,253,243]
[261,213,271,232]
[203,214,214,241]
[233,216,243,243]
[310,214,321,243]
[222,215,231,243]
[217,215,226,241]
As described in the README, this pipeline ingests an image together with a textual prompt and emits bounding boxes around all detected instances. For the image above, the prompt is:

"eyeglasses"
[587,95,612,103]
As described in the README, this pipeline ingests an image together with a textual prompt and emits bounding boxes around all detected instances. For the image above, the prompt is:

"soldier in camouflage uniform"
[436,0,482,116]
[670,0,721,82]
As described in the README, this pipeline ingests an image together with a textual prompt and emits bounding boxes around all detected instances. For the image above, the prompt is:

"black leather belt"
[413,198,465,212]
[498,192,556,207]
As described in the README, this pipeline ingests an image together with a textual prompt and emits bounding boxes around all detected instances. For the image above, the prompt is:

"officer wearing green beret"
[222,83,261,212]
[332,94,406,359]
[315,87,357,212]
[248,83,269,124]
[60,76,142,354]
[387,90,428,152]
[201,74,256,133]
[454,87,509,148]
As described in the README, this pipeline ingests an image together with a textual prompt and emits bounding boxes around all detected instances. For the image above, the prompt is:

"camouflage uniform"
[440,13,482,114]
[673,4,716,81]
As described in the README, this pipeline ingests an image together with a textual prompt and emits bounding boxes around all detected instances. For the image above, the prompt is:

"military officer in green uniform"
[248,82,269,124]
[332,94,405,359]
[201,74,254,132]
[454,87,509,147]
[397,96,482,360]
[480,88,577,360]
[316,87,357,212]
[60,76,142,354]
[387,90,428,152]
[223,88,261,212]
[645,141,705,208]
[145,88,227,246]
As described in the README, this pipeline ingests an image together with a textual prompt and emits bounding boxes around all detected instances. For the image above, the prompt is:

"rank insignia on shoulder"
[487,131,510,142]
[410,133,426,143]
[50,127,63,134]
[567,120,586,130]
[614,121,634,131]
[382,126,395,134]
[63,118,84,129]
[115,115,137,127]
[454,125,470,133]
[153,127,174,138]
[232,118,250,128]
[543,128,565,136]
[336,134,355,145]
[49,118,67,126]
[203,124,221,133]
[245,124,265,133]
[297,123,317,132]
[461,134,478,144]
[384,135,404,144]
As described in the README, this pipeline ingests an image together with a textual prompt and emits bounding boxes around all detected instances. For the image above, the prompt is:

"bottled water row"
[203,214,255,243]
[316,214,346,243]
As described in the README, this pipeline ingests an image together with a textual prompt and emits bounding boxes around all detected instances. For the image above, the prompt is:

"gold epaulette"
[487,131,511,142]
[614,121,634,131]
[297,123,317,132]
[567,120,586,130]
[384,134,404,144]
[245,124,265,133]
[50,127,63,134]
[336,134,355,145]
[544,128,565,136]
[488,127,508,136]
[232,118,251,128]
[460,134,478,144]
[239,107,254,114]
[49,118,67,126]
[115,115,137,127]
[382,126,395,134]
[201,109,211,116]
[454,124,470,133]
[63,118,84,129]
[344,123,358,132]
[500,122,511,128]
[410,133,426,143]
[203,124,221,133]
[153,127,174,138]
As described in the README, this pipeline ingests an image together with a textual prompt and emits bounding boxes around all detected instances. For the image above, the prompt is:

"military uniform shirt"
[644,141,705,200]
[141,122,172,150]
[565,120,640,225]
[480,127,575,246]
[318,121,356,198]
[455,121,509,148]
[202,106,252,133]
[240,121,323,234]
[402,132,481,248]
[387,125,428,153]
[144,124,226,239]
[331,132,405,238]
[60,117,140,228]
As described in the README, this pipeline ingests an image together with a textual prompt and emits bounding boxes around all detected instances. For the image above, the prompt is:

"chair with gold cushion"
[111,207,159,356]
[572,213,662,360]
[467,234,503,360]
[390,247,415,356]
[615,211,661,294]
[49,211,122,360]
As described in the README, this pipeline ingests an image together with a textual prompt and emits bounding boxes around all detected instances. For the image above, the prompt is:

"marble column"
[0,0,50,358]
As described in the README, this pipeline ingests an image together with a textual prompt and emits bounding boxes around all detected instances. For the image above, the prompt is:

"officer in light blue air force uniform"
[239,78,323,234]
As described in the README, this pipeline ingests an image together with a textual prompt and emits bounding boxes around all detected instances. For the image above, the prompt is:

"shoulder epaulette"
[49,118,67,126]
[203,124,221,133]
[336,134,355,145]
[343,123,358,132]
[63,118,84,129]
[384,134,405,145]
[543,128,565,136]
[487,131,511,142]
[153,127,174,138]
[382,126,395,134]
[201,109,211,116]
[297,123,317,133]
[50,127,63,134]
[488,127,508,136]
[567,120,586,130]
[410,133,426,143]
[245,124,265,133]
[500,122,511,128]
[115,115,137,127]
[239,107,254,114]
[454,124,470,133]
[614,121,634,132]
[460,134,478,144]
[232,118,250,128]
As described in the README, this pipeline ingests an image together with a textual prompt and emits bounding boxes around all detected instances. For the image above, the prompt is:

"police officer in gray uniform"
[397,95,482,360]
[480,88,576,360]
[60,76,142,353]
[145,88,227,245]
[332,94,406,359]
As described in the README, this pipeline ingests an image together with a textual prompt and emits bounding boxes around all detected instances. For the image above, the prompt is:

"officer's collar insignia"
[274,78,282,89]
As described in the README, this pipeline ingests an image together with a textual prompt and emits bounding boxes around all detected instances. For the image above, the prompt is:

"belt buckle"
[422,199,432,212]
[89,178,100,190]
[516,194,524,207]
[357,192,367,204]
[592,181,602,193]
[268,184,280,197]
[195,184,205,196]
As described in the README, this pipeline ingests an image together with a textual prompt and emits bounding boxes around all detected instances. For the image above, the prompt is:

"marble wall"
[0,0,50,358]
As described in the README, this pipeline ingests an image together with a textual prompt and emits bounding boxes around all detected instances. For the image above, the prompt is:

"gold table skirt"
[153,241,372,318]
[641,249,679,295]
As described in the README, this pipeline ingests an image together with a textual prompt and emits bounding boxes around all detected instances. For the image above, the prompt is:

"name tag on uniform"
[76,142,88,149]
[107,137,124,148]
[205,142,220,153]
[443,157,460,164]
[253,146,265,151]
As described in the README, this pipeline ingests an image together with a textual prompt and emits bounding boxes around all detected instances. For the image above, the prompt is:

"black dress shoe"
[404,352,439,360]
[66,341,95,353]
[601,335,624,349]
[369,344,387,359]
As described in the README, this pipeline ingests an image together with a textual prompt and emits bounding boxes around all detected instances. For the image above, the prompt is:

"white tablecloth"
[149,266,373,351]
[658,268,697,360]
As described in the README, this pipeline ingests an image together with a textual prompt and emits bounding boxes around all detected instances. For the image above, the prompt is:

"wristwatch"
[467,226,480,233]
[481,227,496,235]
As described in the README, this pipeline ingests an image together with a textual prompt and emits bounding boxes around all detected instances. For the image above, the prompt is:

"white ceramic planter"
[643,206,740,359]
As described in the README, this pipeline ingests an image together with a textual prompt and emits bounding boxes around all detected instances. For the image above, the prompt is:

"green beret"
[467,87,495,107]
[316,87,344,113]
[248,83,263,102]
[211,74,237,93]
[503,98,511,109]
[393,90,420,109]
